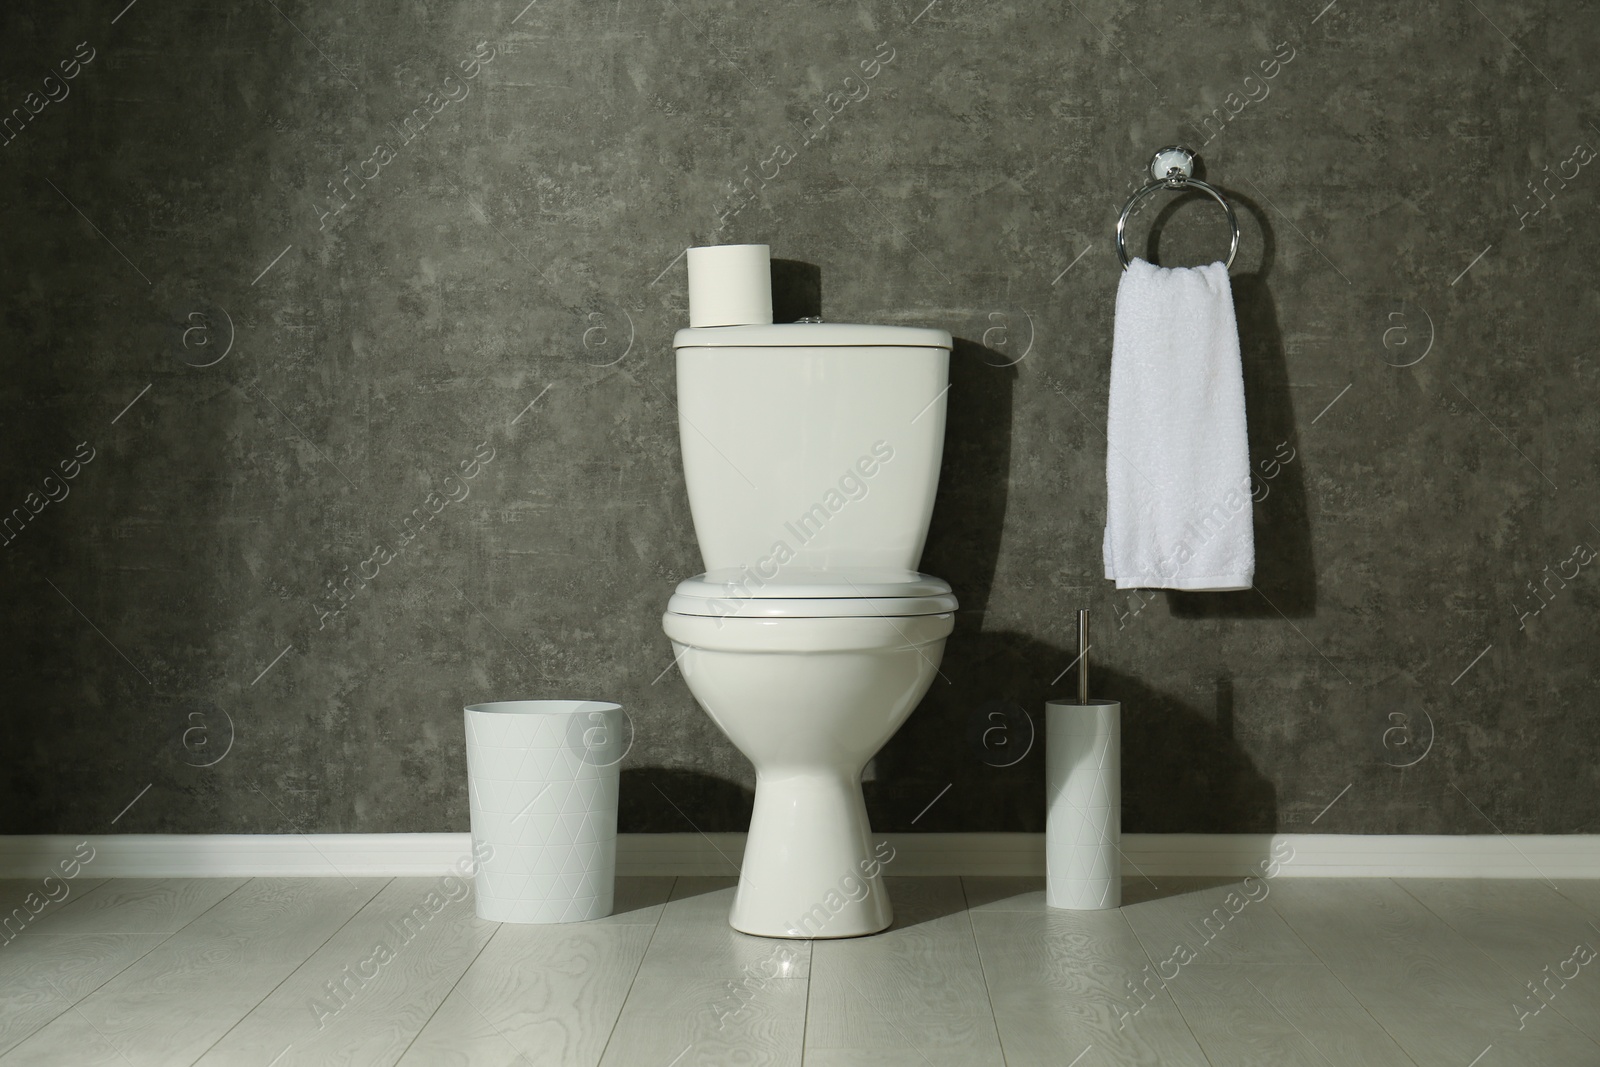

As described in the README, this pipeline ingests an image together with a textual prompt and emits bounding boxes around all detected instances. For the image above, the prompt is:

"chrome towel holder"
[1115,145,1240,271]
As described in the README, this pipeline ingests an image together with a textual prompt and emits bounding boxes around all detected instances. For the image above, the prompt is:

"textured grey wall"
[2,0,1596,838]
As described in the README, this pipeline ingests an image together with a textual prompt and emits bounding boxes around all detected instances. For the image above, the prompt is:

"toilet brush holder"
[1045,610,1122,910]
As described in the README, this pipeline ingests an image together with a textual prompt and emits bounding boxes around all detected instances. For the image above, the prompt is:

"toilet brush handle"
[1077,608,1090,705]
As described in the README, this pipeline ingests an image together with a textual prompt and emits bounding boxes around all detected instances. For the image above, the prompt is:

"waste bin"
[463,699,625,923]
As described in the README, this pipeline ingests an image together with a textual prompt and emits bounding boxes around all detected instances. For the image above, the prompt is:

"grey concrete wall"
[2,0,1595,837]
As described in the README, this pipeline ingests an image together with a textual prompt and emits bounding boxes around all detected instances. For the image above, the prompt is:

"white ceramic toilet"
[661,244,957,938]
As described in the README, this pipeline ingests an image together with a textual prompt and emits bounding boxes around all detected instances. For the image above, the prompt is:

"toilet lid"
[668,568,958,619]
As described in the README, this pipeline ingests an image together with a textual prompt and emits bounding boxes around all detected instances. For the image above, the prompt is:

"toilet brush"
[1045,609,1122,909]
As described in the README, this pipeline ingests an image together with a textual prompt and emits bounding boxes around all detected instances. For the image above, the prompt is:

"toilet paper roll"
[687,244,773,327]
[1045,700,1121,910]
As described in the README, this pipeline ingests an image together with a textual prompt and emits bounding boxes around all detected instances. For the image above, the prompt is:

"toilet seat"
[663,610,954,653]
[668,568,957,618]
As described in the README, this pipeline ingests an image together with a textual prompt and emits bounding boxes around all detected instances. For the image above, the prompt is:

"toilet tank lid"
[675,568,952,600]
[674,323,953,349]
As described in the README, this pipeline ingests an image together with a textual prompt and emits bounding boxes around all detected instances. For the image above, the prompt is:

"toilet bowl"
[664,570,956,937]
[665,245,956,938]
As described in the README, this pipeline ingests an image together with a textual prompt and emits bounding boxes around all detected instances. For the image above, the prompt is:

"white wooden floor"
[1,873,1597,1065]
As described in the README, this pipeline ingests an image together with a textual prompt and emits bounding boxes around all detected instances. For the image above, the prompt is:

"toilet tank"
[673,322,953,575]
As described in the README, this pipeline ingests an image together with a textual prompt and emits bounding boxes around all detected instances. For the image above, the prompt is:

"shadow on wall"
[875,326,1278,834]
[873,628,1279,835]
[0,266,244,835]
[770,258,822,322]
[919,337,1014,618]
[620,765,754,835]
[1148,187,1318,619]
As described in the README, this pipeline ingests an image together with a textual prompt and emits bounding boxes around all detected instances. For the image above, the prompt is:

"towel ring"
[1115,146,1240,271]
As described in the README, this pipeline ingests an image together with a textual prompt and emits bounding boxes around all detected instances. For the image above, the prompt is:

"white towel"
[1102,258,1254,591]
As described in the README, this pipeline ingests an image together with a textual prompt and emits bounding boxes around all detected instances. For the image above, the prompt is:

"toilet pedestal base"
[729,770,894,938]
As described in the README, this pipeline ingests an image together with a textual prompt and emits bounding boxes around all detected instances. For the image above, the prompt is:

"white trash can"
[463,700,626,923]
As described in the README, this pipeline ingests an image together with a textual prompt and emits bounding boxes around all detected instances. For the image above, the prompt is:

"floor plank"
[1165,963,1418,1066]
[0,931,168,1056]
[0,878,386,1067]
[592,877,813,1066]
[599,975,807,1067]
[397,924,656,1067]
[965,875,1217,1065]
[970,907,1209,1065]
[806,878,1003,1063]
[1120,875,1320,966]
[396,878,674,1067]
[0,873,1588,1066]
[585,876,676,927]
[635,877,812,981]
[1396,878,1600,1045]
[34,878,246,936]
[1267,878,1600,1066]
[802,1053,988,1067]
[0,878,108,939]
[1551,879,1600,924]
[190,877,496,1067]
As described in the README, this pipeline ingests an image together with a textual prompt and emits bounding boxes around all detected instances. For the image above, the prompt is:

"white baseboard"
[2,833,1597,880]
